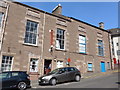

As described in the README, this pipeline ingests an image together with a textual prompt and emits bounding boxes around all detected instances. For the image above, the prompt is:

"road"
[28,72,119,89]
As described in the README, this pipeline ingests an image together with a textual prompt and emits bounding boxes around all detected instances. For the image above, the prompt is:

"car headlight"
[42,76,52,80]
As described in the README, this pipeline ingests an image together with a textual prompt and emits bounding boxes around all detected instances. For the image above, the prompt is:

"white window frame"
[56,28,65,50]
[57,60,63,68]
[1,55,13,72]
[79,35,86,53]
[30,58,38,72]
[24,20,38,46]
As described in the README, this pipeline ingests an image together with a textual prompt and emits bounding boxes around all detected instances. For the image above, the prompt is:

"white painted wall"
[113,36,120,64]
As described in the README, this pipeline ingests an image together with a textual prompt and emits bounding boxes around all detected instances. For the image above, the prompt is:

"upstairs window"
[98,40,104,56]
[56,28,65,50]
[0,12,4,27]
[79,35,86,53]
[24,20,38,45]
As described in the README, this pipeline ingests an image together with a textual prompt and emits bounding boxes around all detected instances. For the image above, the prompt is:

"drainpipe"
[108,32,113,70]
[40,12,46,75]
[0,2,9,68]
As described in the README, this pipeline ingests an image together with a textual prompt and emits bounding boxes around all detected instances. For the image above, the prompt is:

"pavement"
[30,69,119,88]
[82,69,119,79]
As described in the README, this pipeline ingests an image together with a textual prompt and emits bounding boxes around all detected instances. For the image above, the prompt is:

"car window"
[59,68,67,73]
[68,67,75,72]
[49,68,59,74]
[12,72,19,77]
[0,72,11,79]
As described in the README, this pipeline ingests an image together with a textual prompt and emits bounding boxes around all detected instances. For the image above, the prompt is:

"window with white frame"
[24,20,38,45]
[0,12,4,27]
[79,35,86,53]
[57,60,63,68]
[56,28,65,49]
[1,55,13,72]
[98,40,104,56]
[30,58,38,72]
[88,63,93,71]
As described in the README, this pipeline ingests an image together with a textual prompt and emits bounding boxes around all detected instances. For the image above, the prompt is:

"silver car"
[38,67,81,85]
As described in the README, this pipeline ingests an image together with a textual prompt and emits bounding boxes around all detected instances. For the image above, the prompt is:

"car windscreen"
[48,68,59,74]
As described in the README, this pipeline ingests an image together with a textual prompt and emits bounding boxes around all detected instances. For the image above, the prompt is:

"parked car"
[38,67,81,85]
[0,71,31,90]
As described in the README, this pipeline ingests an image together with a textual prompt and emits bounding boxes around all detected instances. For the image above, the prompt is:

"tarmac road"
[28,70,119,89]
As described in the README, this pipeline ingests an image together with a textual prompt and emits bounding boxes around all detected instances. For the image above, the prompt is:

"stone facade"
[0,1,112,80]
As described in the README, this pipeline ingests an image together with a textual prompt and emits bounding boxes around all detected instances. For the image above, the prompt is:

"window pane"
[79,35,86,53]
[56,29,65,49]
[0,13,4,27]
[30,58,38,72]
[24,20,38,44]
[98,40,104,56]
[1,56,13,72]
[88,63,93,71]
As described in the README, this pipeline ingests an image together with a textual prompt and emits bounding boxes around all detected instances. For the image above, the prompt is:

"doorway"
[100,62,106,72]
[44,59,52,74]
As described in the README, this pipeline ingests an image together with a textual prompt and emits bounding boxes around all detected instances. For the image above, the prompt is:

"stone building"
[0,1,112,80]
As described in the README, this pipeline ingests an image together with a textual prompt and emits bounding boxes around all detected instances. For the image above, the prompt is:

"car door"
[67,67,76,81]
[2,72,11,88]
[56,68,68,83]
[8,72,20,87]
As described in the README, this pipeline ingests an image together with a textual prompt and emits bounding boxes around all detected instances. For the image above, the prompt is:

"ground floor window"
[87,63,93,71]
[1,55,13,71]
[30,58,38,72]
[57,60,63,68]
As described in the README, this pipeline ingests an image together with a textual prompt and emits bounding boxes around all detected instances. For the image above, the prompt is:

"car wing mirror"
[58,71,63,74]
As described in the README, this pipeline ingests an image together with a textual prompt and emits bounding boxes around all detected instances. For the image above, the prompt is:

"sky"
[20,2,118,30]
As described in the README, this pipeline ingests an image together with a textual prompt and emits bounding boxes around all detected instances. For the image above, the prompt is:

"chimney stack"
[52,4,62,15]
[99,22,104,29]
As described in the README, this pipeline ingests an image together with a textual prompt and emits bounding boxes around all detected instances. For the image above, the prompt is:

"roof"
[108,28,120,36]
[13,1,109,33]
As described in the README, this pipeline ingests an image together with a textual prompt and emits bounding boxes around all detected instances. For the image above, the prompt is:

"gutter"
[40,12,46,75]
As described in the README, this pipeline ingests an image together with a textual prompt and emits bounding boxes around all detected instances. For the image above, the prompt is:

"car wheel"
[17,82,27,90]
[75,75,80,82]
[50,78,57,85]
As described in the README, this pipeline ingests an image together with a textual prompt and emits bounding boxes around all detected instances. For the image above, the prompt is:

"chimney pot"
[99,22,104,29]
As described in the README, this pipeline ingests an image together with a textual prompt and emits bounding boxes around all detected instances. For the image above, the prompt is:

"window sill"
[23,43,38,47]
[97,55,105,58]
[79,53,87,55]
[55,48,67,52]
